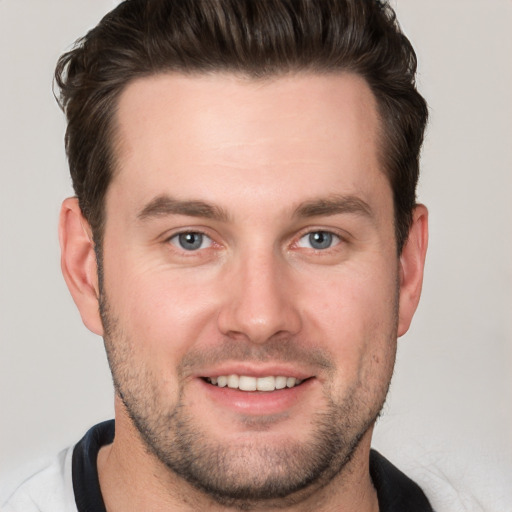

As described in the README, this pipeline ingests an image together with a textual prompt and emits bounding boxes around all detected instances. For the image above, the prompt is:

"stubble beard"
[99,292,396,509]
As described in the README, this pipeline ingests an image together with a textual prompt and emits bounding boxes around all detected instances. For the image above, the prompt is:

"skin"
[59,72,428,511]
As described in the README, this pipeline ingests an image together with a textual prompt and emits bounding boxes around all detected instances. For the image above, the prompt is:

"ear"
[397,204,428,337]
[59,197,104,336]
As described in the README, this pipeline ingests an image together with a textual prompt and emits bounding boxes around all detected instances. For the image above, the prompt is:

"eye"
[297,231,341,250]
[169,232,213,251]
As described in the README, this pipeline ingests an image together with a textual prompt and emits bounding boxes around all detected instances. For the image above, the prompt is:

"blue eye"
[298,231,340,250]
[170,232,212,251]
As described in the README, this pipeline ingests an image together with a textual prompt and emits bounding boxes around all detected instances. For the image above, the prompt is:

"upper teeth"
[207,375,302,392]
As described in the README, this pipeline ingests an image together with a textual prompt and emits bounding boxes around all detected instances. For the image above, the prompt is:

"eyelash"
[166,230,216,253]
[295,230,342,251]
[164,227,347,255]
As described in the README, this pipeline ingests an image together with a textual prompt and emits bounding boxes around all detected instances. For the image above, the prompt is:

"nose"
[217,251,302,344]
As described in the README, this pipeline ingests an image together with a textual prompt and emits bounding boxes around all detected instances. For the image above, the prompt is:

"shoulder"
[1,446,77,512]
[1,420,114,512]
[373,443,512,512]
[408,450,512,512]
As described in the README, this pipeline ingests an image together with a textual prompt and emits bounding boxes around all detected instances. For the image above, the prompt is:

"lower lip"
[198,378,314,416]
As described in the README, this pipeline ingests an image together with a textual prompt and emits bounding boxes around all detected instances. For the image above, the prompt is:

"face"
[98,72,401,505]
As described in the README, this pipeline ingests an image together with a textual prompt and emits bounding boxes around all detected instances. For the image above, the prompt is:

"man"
[3,0,431,510]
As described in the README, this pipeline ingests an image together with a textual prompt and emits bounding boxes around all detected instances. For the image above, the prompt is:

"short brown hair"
[55,0,428,251]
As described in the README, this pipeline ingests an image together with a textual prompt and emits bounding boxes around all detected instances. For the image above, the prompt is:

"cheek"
[299,261,398,376]
[105,262,223,360]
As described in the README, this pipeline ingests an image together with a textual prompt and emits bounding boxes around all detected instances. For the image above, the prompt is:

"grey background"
[1,0,511,508]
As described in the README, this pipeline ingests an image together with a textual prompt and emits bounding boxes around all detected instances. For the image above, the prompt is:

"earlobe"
[59,197,104,336]
[397,204,428,337]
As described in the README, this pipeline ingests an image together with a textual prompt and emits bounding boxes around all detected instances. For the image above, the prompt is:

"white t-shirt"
[2,446,77,512]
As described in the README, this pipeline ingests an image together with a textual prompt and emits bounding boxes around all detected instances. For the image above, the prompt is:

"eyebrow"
[137,193,373,223]
[137,195,230,222]
[293,194,374,220]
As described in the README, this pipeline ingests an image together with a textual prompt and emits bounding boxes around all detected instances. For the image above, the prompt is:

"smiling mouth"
[203,375,306,392]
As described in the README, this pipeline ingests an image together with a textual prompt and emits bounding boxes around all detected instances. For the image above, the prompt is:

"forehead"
[110,72,388,215]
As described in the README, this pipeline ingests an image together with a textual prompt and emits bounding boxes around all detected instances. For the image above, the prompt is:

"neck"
[97,410,379,512]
